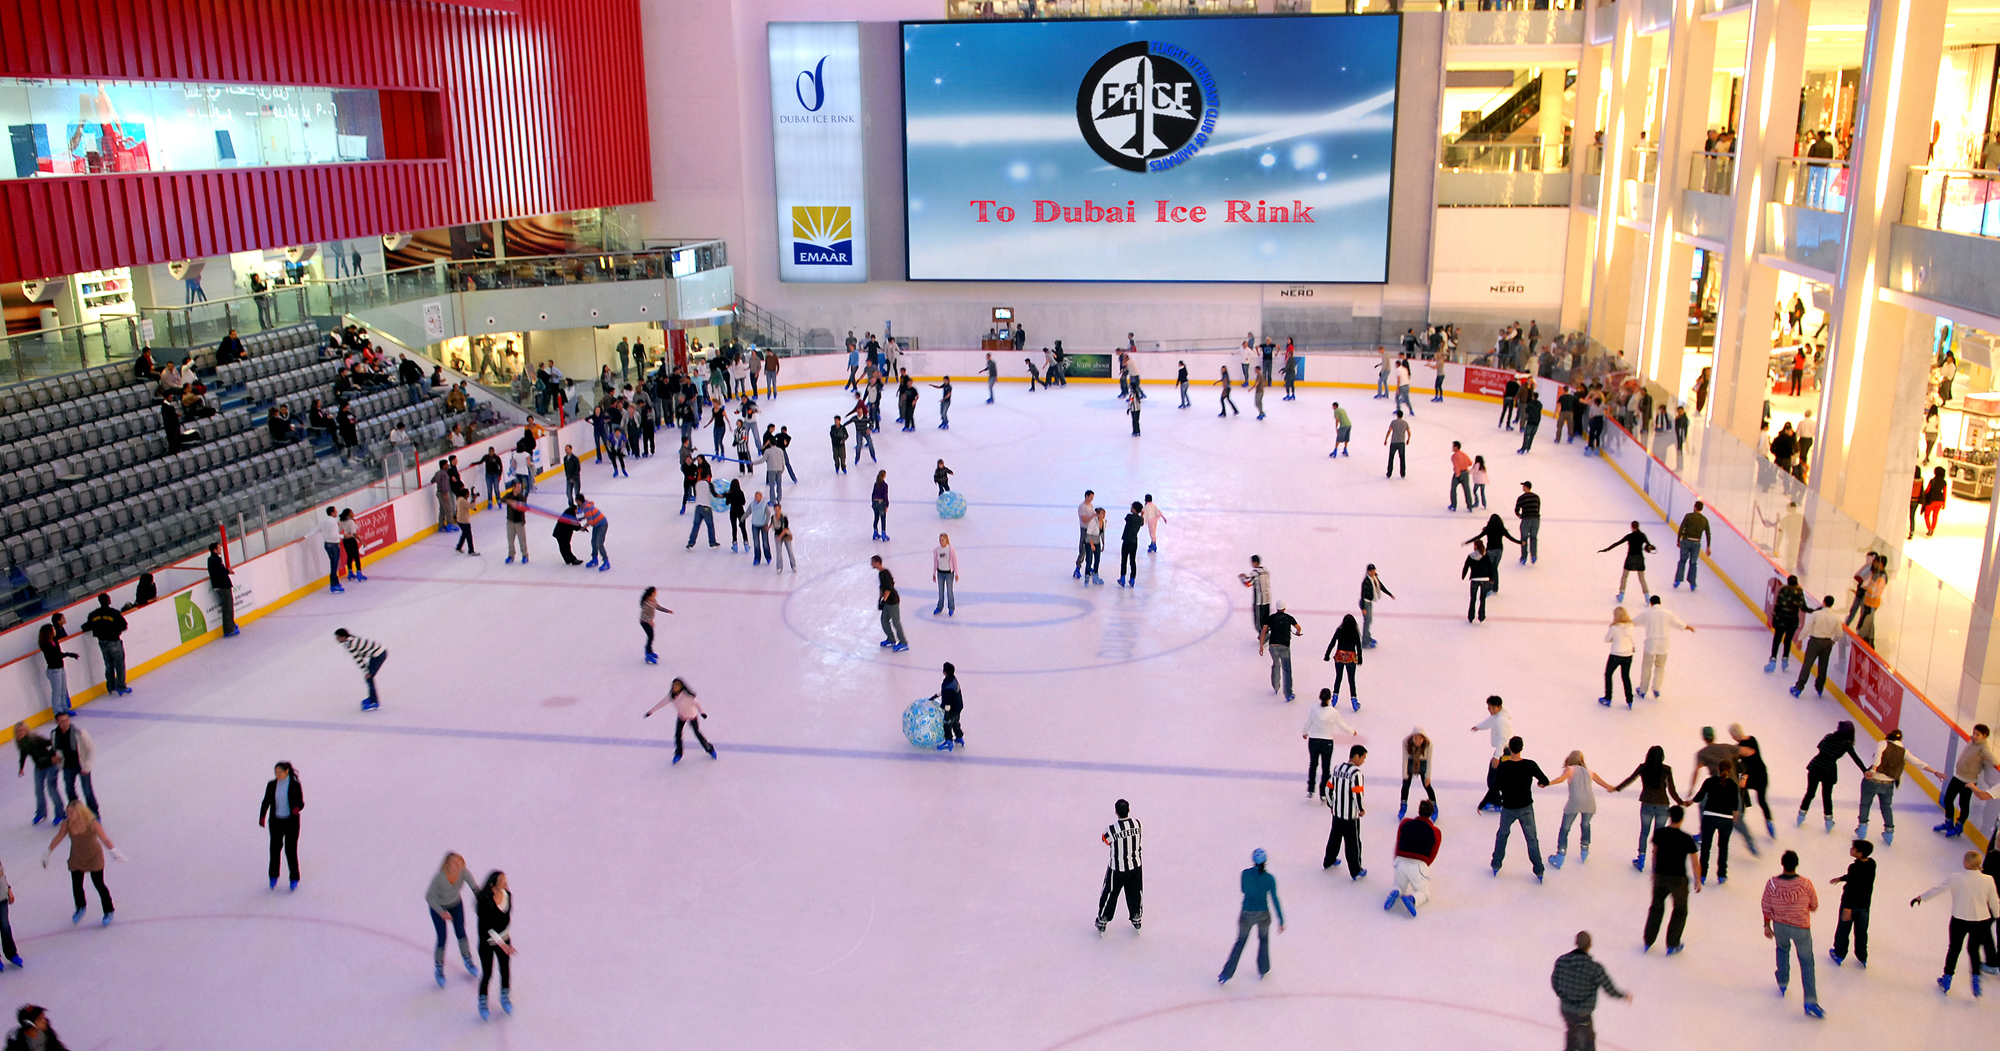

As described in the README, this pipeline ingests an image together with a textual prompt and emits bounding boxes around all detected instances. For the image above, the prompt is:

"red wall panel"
[0,0,649,282]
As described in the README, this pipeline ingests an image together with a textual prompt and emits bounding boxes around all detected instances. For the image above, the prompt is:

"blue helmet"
[1251,848,1267,865]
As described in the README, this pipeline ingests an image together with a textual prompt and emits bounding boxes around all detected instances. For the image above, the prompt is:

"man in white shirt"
[1790,595,1844,698]
[317,506,345,594]
[1635,595,1695,699]
[1303,689,1359,799]
[1238,556,1272,640]
[1910,849,2000,996]
[1073,490,1096,580]
[1472,695,1512,811]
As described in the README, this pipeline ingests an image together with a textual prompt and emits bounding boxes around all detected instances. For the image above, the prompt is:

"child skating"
[645,678,715,764]
[639,587,673,665]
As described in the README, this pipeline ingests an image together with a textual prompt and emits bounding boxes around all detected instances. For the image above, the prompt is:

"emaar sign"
[770,23,868,284]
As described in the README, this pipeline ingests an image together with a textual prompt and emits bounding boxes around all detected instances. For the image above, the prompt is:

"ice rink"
[9,376,1995,1050]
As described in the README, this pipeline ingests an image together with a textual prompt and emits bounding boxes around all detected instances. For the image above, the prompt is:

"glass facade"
[0,78,384,180]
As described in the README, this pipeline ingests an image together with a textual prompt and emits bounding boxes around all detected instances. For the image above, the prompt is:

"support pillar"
[1585,5,1653,355]
[1633,0,1716,405]
[1561,43,1606,335]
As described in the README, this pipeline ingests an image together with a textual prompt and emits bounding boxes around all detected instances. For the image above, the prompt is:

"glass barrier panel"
[1772,156,1850,213]
[1687,151,1736,194]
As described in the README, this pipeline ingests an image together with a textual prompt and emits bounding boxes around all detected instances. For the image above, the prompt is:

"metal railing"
[733,297,803,351]
[1687,151,1737,194]
[1438,141,1570,172]
[0,316,145,386]
[1773,155,1851,213]
[1902,167,2000,239]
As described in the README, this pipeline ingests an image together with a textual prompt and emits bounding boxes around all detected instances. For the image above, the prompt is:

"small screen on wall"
[901,15,1401,283]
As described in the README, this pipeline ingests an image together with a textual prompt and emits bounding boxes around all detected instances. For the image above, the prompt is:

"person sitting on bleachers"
[158,359,186,398]
[356,362,392,390]
[430,365,448,392]
[446,383,468,415]
[134,347,157,381]
[180,384,216,421]
[269,404,299,445]
[447,424,465,448]
[333,367,358,397]
[215,329,245,365]
[306,398,335,439]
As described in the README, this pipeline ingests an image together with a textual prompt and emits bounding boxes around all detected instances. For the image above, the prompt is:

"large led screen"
[901,15,1400,283]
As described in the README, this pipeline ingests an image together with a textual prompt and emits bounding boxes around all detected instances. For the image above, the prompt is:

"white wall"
[1428,207,1569,348]
[642,1,1446,351]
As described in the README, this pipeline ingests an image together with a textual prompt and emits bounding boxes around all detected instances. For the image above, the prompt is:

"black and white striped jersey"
[1104,818,1142,871]
[1324,764,1365,819]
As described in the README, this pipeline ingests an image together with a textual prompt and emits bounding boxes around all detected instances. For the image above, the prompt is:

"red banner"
[355,505,400,558]
[1845,642,1904,733]
[1463,365,1516,397]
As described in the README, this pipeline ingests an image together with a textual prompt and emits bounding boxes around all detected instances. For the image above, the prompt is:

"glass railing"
[0,316,146,386]
[1438,141,1570,172]
[1629,146,1660,184]
[1687,151,1736,194]
[1901,167,2000,238]
[942,0,1573,16]
[1773,155,1851,213]
[1584,142,1605,176]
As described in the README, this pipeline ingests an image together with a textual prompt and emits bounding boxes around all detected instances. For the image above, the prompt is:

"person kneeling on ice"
[644,678,714,764]
[1388,799,1441,917]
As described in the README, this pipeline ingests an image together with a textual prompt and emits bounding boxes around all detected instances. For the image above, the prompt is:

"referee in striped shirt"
[1323,746,1369,879]
[1097,800,1142,935]
[333,629,387,712]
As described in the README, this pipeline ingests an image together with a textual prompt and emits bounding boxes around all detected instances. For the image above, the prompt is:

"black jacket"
[207,552,233,590]
[4,1025,67,1051]
[260,777,305,823]
[83,606,126,641]
[1324,620,1364,664]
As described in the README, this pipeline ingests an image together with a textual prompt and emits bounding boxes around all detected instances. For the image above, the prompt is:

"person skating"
[931,663,964,751]
[1763,850,1826,1018]
[1936,723,1996,837]
[1672,501,1712,590]
[1322,614,1364,709]
[871,556,908,652]
[639,586,673,665]
[13,722,58,826]
[1490,736,1551,880]
[1911,848,2000,994]
[1259,601,1302,702]
[1384,410,1410,478]
[1729,723,1776,840]
[1330,401,1353,457]
[1858,728,1937,842]
[452,483,478,555]
[1797,720,1865,833]
[44,799,122,926]
[1214,366,1239,416]
[983,353,998,403]
[1397,728,1436,819]
[644,678,715,764]
[870,470,891,542]
[1766,575,1811,673]
[572,495,609,571]
[475,871,516,1019]
[1547,751,1617,869]
[1141,495,1167,553]
[1117,502,1144,586]
[1473,696,1513,812]
[1551,932,1631,1050]
[502,482,532,564]
[1097,799,1142,935]
[552,502,585,566]
[1692,759,1743,884]
[1177,360,1190,408]
[333,629,387,711]
[1072,491,1097,580]
[1447,441,1473,512]
[932,534,959,615]
[1599,521,1656,602]
[1461,539,1496,623]
[258,761,303,891]
[1082,508,1106,586]
[1303,690,1358,799]
[1238,555,1272,638]
[0,858,18,969]
[1322,745,1368,880]
[1464,513,1520,593]
[82,595,130,696]
[1643,806,1700,953]
[932,459,954,495]
[47,713,97,818]
[1828,839,1875,968]
[1789,595,1843,697]
[1634,595,1694,700]
[1601,607,1636,707]
[1514,481,1541,563]
[1388,799,1441,916]
[427,852,481,986]
[1359,564,1394,648]
[930,375,952,429]
[829,415,848,474]
[1217,848,1284,983]
[1615,746,1687,871]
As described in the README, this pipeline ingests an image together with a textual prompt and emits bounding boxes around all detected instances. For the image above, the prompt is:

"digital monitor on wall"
[901,15,1400,283]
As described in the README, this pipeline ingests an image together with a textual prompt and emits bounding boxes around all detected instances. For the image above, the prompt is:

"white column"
[1634,0,1717,403]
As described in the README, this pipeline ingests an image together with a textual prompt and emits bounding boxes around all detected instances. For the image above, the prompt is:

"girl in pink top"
[644,679,714,764]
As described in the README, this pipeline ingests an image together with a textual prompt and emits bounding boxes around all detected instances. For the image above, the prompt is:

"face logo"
[796,56,829,113]
[1076,42,1218,173]
[792,206,853,266]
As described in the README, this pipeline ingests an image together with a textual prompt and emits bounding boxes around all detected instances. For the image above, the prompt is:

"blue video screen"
[901,15,1401,283]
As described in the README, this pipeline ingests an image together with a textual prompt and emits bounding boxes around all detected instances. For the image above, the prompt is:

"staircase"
[1453,75,1543,144]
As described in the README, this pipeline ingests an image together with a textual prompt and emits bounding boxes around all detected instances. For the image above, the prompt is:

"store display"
[1944,406,2000,500]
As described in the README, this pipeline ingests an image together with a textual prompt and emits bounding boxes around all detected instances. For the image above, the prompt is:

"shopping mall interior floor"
[6,380,1990,1050]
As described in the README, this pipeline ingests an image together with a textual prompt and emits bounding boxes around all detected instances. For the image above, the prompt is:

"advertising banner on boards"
[1462,365,1515,397]
[770,22,869,284]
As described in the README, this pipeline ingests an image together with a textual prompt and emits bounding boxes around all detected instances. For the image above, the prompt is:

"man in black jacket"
[206,543,239,637]
[215,328,245,365]
[82,595,130,695]
[399,354,426,406]
[1489,736,1551,880]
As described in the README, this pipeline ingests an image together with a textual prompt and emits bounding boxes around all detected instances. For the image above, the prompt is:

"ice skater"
[932,663,964,751]
[475,871,515,1020]
[1643,806,1699,953]
[871,470,891,542]
[1489,736,1550,880]
[333,628,386,711]
[1935,723,1995,837]
[772,503,797,573]
[1303,689,1358,799]
[983,353,998,403]
[872,555,907,652]
[1117,502,1143,586]
[1384,410,1410,478]
[1082,508,1106,586]
[1599,521,1657,602]
[1790,595,1843,697]
[1552,931,1631,1050]
[1464,514,1520,592]
[1214,367,1239,416]
[1828,839,1874,967]
[1547,751,1616,869]
[1398,728,1435,819]
[1330,402,1352,457]
[1322,614,1363,709]
[829,416,848,473]
[258,761,303,891]
[932,534,958,615]
[1217,848,1284,983]
[1141,495,1167,553]
[1473,696,1513,812]
[1177,361,1190,408]
[1692,759,1742,884]
[644,678,715,764]
[1239,556,1272,639]
[339,508,365,582]
[1766,575,1810,673]
[1763,850,1825,1018]
[1858,727,1937,842]
[1097,799,1142,935]
[933,459,954,494]
[1634,595,1693,699]
[1259,601,1301,701]
[1359,564,1393,648]
[1461,539,1496,622]
[1601,606,1635,707]
[1615,746,1687,871]
[1796,720,1865,833]
[1321,744,1368,880]
[14,722,58,826]
[572,495,609,571]
[1387,799,1440,916]
[639,586,673,665]
[930,375,952,429]
[45,798,121,926]
[427,852,481,986]
[1910,848,2000,995]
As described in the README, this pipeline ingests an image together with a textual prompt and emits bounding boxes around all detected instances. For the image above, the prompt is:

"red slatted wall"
[0,0,649,283]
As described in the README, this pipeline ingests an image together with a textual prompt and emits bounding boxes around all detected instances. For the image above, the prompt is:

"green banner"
[1064,353,1112,378]
[175,593,208,643]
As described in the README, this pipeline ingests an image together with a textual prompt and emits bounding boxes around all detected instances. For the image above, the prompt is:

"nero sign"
[770,23,868,283]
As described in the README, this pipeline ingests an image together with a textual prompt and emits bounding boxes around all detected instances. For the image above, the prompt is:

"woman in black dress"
[1599,521,1656,602]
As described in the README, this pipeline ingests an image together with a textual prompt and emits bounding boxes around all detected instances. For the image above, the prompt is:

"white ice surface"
[6,380,1993,1050]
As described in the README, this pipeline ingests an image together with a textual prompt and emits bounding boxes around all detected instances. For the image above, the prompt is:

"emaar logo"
[797,56,829,112]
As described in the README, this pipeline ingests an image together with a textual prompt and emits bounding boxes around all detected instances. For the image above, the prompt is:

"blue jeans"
[1557,811,1593,854]
[99,639,126,692]
[1491,805,1544,875]
[589,522,609,563]
[1220,910,1272,980]
[431,902,470,962]
[1449,470,1472,510]
[1674,539,1701,586]
[323,542,342,589]
[1269,645,1293,697]
[767,469,784,504]
[1637,803,1670,856]
[363,653,386,704]
[750,524,770,564]
[936,570,955,613]
[687,506,717,546]
[1519,517,1540,562]
[1395,385,1415,415]
[1377,370,1389,397]
[62,768,98,816]
[46,668,69,716]
[1360,599,1375,646]
[1773,921,1818,1003]
[1858,778,1896,828]
[30,767,58,822]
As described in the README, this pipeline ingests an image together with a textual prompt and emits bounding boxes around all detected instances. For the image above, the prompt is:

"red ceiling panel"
[0,0,649,282]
